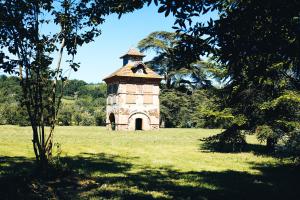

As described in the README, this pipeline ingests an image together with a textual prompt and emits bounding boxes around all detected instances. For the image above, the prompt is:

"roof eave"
[103,75,163,82]
[119,54,146,59]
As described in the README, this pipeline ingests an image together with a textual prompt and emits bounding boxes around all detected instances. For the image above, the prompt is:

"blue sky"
[1,4,217,83]
[70,4,176,83]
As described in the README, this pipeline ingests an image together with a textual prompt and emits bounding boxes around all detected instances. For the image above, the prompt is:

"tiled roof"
[103,62,162,81]
[120,48,145,58]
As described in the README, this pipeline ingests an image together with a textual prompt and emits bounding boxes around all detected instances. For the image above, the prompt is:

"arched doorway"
[128,112,150,131]
[109,113,116,130]
[135,118,142,130]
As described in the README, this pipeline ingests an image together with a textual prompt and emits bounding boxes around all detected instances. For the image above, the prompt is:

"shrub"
[201,125,246,152]
[73,112,82,126]
[255,125,284,151]
[280,130,300,160]
[58,110,72,126]
[94,109,106,126]
[80,112,95,126]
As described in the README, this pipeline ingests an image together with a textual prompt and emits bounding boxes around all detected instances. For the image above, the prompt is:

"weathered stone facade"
[103,48,162,131]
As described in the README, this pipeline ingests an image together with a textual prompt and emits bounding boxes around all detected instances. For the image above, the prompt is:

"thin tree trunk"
[45,37,65,160]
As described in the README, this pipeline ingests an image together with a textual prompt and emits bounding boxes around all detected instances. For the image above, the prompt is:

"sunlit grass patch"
[0,126,298,199]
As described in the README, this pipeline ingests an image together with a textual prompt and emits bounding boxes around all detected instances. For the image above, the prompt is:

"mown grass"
[0,126,299,199]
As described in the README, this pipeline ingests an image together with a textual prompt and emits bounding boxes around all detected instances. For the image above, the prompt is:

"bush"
[280,130,300,160]
[58,104,73,126]
[80,112,95,126]
[256,125,274,143]
[58,109,72,126]
[73,112,82,126]
[0,103,30,126]
[201,125,246,152]
[255,125,284,151]
[94,108,106,126]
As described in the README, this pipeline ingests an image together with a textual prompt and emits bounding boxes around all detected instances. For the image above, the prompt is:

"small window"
[112,84,118,93]
[107,84,119,94]
[136,68,144,74]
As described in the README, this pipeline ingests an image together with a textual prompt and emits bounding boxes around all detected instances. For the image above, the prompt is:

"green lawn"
[0,126,299,199]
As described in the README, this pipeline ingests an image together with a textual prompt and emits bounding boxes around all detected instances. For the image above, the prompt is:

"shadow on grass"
[199,139,294,158]
[199,137,268,154]
[200,140,268,153]
[1,154,299,200]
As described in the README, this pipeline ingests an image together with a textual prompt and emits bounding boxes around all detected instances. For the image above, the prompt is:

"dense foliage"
[0,75,29,126]
[0,76,107,127]
[138,31,236,129]
[160,89,230,129]
[58,80,107,126]
[146,0,300,154]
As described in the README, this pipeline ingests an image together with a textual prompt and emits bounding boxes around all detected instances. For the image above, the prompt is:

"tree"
[80,111,94,126]
[57,104,73,126]
[63,79,87,97]
[0,0,151,168]
[153,0,300,152]
[160,90,189,127]
[210,0,300,151]
[94,107,106,126]
[138,31,178,89]
[73,112,83,126]
[138,31,211,90]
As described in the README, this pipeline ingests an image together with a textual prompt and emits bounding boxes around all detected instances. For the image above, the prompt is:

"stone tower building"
[103,48,162,131]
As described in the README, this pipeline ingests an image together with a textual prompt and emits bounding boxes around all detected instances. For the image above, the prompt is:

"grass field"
[0,126,299,199]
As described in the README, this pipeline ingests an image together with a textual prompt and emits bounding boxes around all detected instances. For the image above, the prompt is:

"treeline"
[0,75,107,126]
[160,89,229,129]
[0,75,226,129]
[0,76,29,125]
[57,80,107,126]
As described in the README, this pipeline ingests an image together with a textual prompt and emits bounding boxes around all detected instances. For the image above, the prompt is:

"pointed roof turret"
[120,48,145,59]
[103,48,162,82]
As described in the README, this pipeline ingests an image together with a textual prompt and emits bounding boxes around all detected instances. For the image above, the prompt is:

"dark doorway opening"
[135,118,142,130]
[109,113,116,130]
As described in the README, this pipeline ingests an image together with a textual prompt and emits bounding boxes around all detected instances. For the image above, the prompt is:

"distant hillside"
[0,75,107,126]
[0,75,225,129]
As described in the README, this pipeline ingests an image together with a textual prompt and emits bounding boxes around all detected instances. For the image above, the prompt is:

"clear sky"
[70,4,176,83]
[0,4,217,83]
